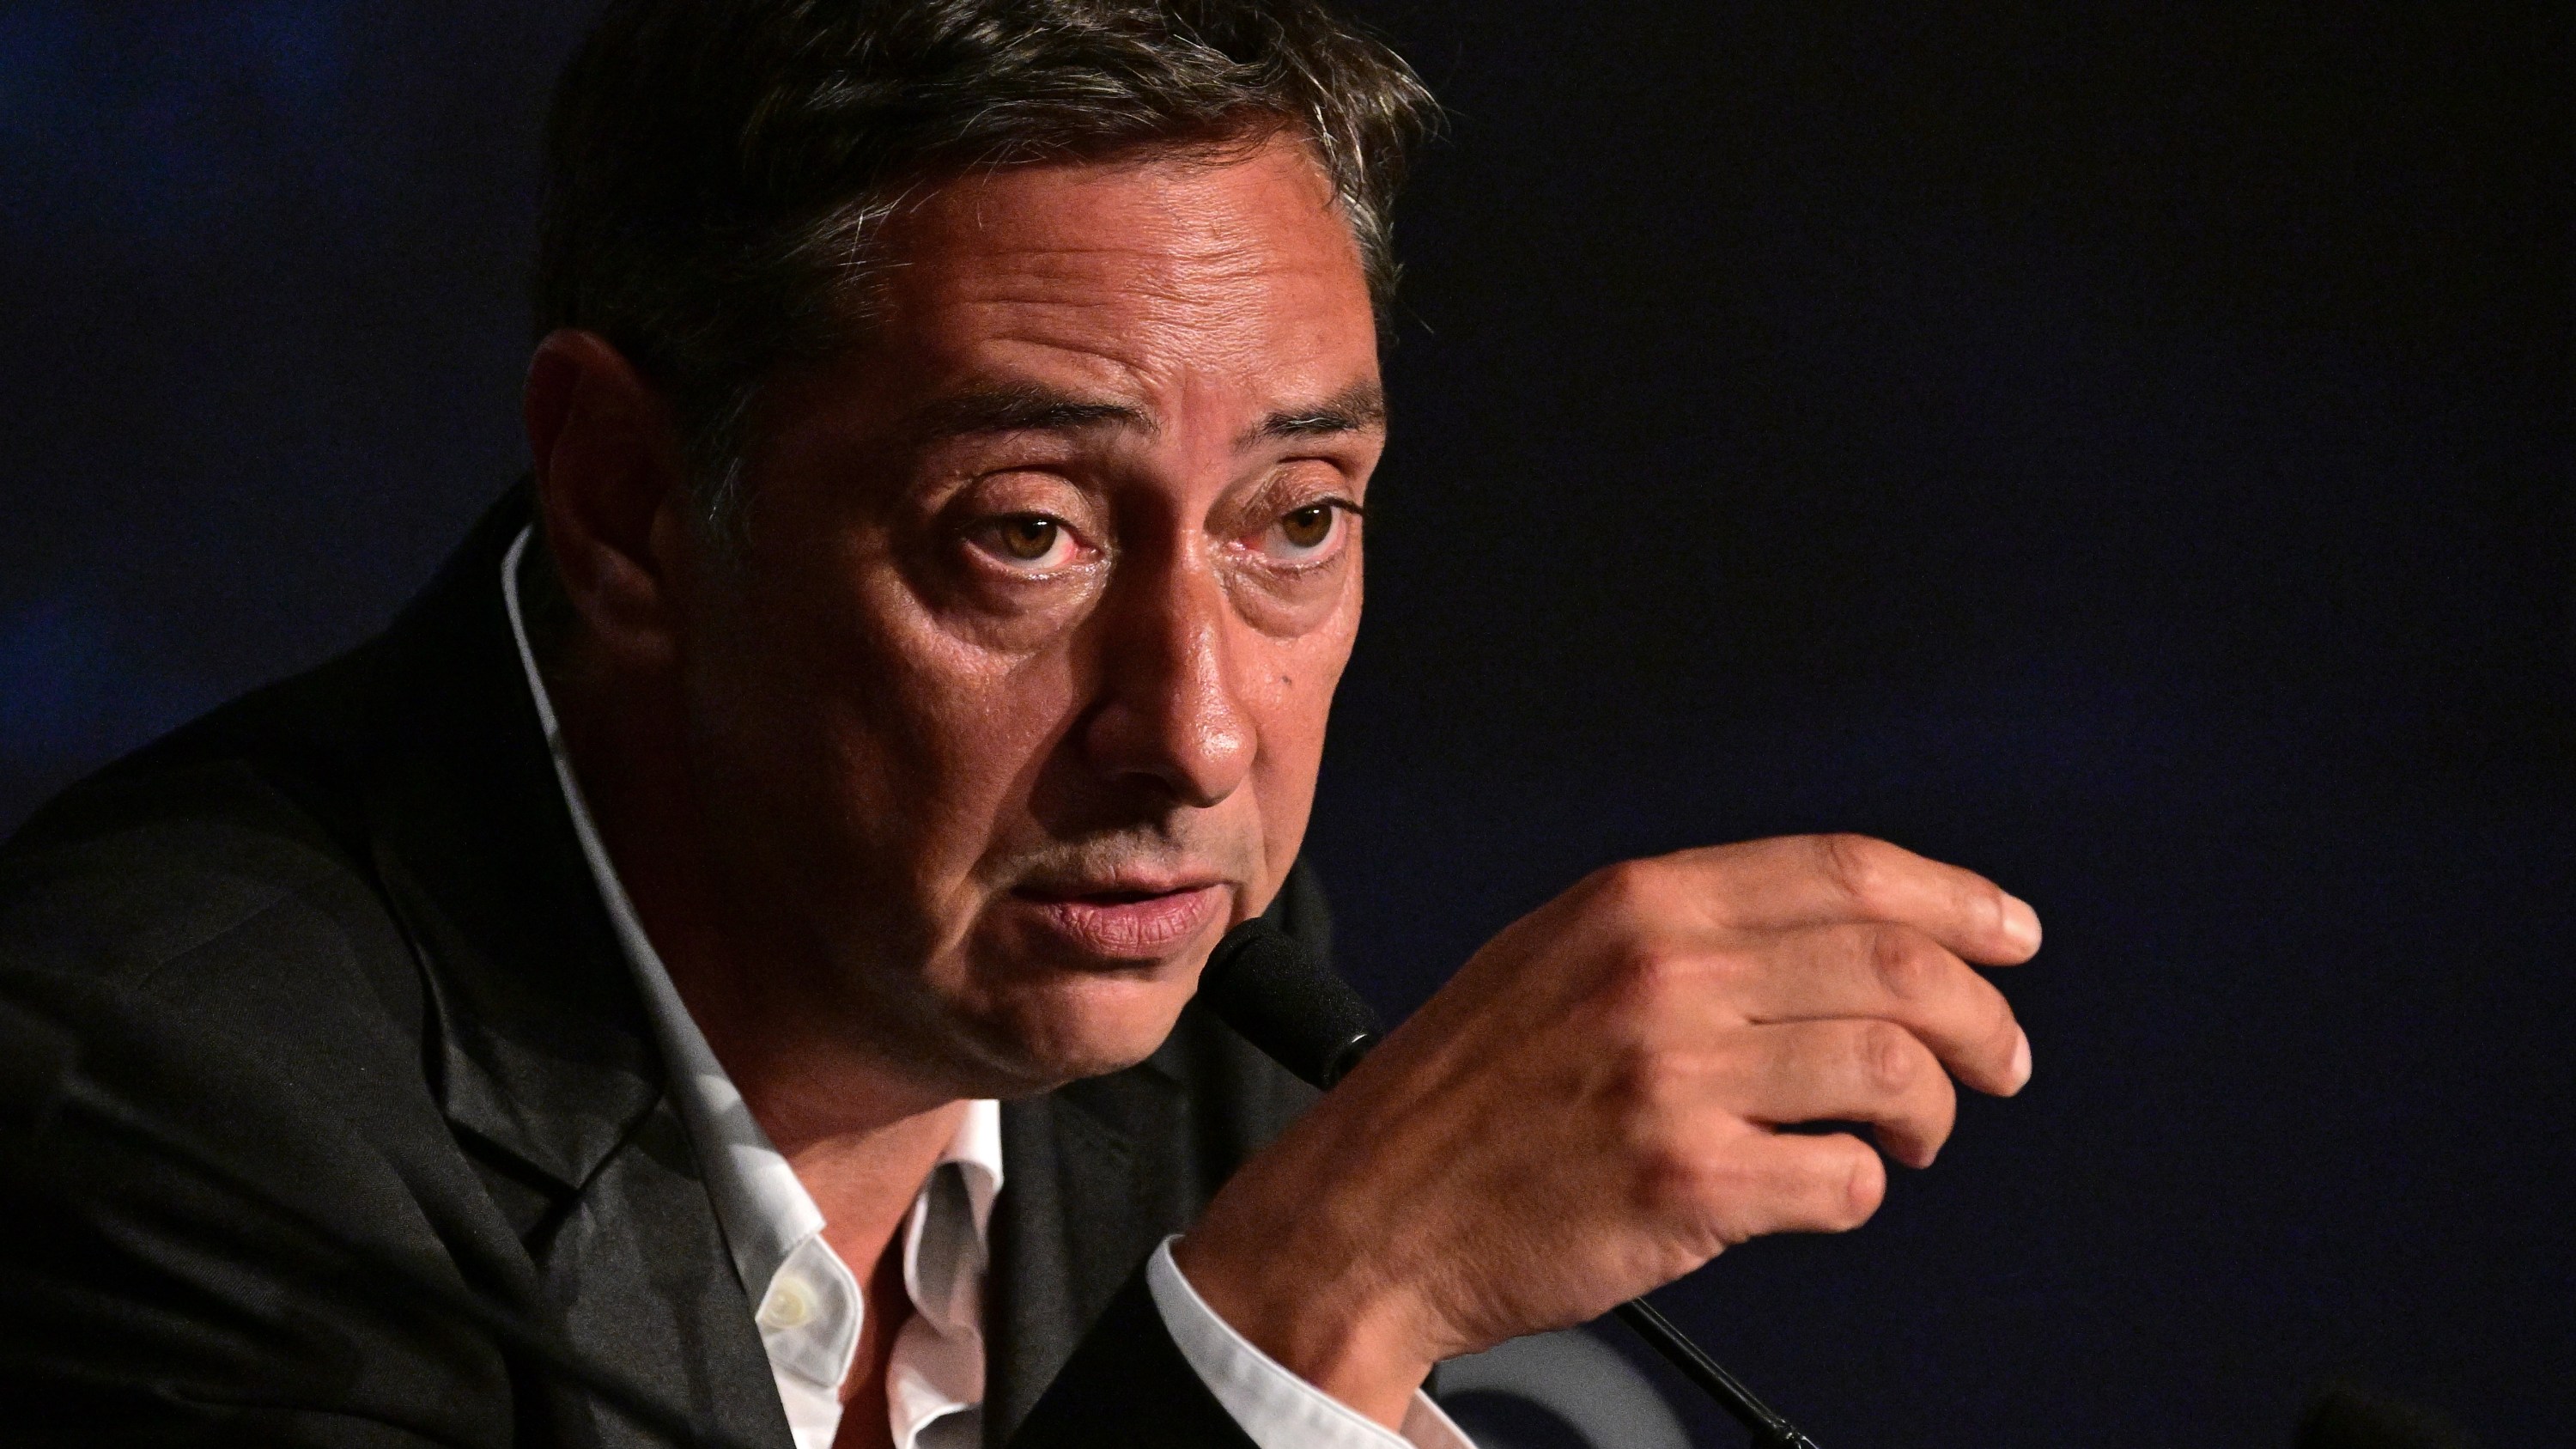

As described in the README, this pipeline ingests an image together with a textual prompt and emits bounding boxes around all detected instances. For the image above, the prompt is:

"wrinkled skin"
[532,139,1383,1126]
[531,139,1388,1444]
[527,136,2041,1440]
[1177,833,2038,1422]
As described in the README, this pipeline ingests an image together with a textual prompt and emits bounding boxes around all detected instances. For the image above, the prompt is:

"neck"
[546,633,971,1262]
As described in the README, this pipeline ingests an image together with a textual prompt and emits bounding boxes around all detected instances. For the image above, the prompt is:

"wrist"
[1172,1202,1437,1429]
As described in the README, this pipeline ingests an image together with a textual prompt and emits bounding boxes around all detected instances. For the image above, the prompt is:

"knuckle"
[1677,1139,1765,1222]
[1634,1156,1699,1221]
[1868,925,1939,1002]
[1636,1139,1719,1217]
[1588,856,1668,918]
[1836,1142,1888,1226]
[1856,1020,1919,1094]
[1610,937,1695,1006]
[1814,832,1892,910]
[1611,1040,1697,1121]
[1627,1116,1728,1216]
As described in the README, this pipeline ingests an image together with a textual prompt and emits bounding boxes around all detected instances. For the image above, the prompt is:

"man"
[0,2,2041,1446]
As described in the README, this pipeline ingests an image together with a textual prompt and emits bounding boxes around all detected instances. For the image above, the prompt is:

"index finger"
[1668,833,2043,966]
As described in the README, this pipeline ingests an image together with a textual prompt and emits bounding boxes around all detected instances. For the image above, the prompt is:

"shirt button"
[758,1273,817,1331]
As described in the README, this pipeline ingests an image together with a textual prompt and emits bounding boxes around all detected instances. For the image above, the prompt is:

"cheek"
[1223,545,1362,640]
[1248,594,1360,869]
[1267,565,1361,722]
[821,588,1087,835]
[700,550,1076,872]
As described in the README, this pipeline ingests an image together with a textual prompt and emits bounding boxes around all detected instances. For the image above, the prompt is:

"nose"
[1078,539,1256,809]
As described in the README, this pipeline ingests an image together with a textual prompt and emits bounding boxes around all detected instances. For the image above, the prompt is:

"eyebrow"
[1246,380,1388,445]
[903,384,1148,445]
[902,379,1388,449]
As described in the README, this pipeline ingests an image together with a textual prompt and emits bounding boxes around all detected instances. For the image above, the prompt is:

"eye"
[1280,504,1335,549]
[971,514,1082,571]
[1260,501,1358,562]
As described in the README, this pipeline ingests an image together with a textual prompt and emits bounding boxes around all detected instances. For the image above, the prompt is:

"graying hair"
[535,0,1437,539]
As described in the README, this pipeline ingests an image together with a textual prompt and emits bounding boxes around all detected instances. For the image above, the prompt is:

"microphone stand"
[1613,1300,1820,1449]
[1202,919,1826,1449]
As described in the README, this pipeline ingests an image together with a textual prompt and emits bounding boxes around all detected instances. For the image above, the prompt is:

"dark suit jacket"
[0,486,1327,1448]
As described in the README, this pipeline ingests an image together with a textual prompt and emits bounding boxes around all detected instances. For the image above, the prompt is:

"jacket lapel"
[340,484,791,1447]
[352,482,664,1198]
[987,1055,1193,1446]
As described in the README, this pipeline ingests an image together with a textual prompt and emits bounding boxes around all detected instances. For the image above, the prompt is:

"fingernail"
[2008,1027,2033,1093]
[2002,892,2043,953]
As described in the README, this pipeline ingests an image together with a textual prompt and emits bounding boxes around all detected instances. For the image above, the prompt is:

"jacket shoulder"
[0,665,428,1059]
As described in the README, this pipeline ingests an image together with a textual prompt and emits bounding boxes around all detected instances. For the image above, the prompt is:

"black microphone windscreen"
[1198,918,1382,1089]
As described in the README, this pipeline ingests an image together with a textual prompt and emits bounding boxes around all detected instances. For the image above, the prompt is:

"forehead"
[862,137,1379,415]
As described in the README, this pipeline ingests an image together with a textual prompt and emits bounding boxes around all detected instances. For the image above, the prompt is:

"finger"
[1719,1019,1959,1168]
[1679,1129,1886,1243]
[1668,834,2043,966]
[1725,922,2032,1096]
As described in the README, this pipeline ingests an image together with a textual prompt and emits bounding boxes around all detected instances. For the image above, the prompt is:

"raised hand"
[1175,834,2043,1427]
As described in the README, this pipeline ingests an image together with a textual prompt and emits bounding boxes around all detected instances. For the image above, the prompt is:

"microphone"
[1194,920,1380,1091]
[0,988,756,1449]
[1200,918,1825,1449]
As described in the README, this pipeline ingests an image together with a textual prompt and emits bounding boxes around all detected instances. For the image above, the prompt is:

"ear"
[524,328,694,671]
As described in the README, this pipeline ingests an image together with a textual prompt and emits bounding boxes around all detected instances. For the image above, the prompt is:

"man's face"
[672,137,1383,1096]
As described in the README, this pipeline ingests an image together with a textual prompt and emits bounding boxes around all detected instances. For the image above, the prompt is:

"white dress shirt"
[501,527,1469,1449]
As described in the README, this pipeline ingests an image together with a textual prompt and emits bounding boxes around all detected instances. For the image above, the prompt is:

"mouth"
[1007,878,1228,960]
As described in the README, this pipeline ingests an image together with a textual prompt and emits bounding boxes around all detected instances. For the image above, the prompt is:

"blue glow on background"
[0,595,205,772]
[0,1,356,242]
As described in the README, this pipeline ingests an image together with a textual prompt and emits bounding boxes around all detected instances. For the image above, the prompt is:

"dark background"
[2,3,2567,1445]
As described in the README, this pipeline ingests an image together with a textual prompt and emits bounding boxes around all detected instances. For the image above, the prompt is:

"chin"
[950,961,1202,1094]
[913,887,1230,1092]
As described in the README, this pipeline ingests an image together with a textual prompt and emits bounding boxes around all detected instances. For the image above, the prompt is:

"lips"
[1009,880,1226,959]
